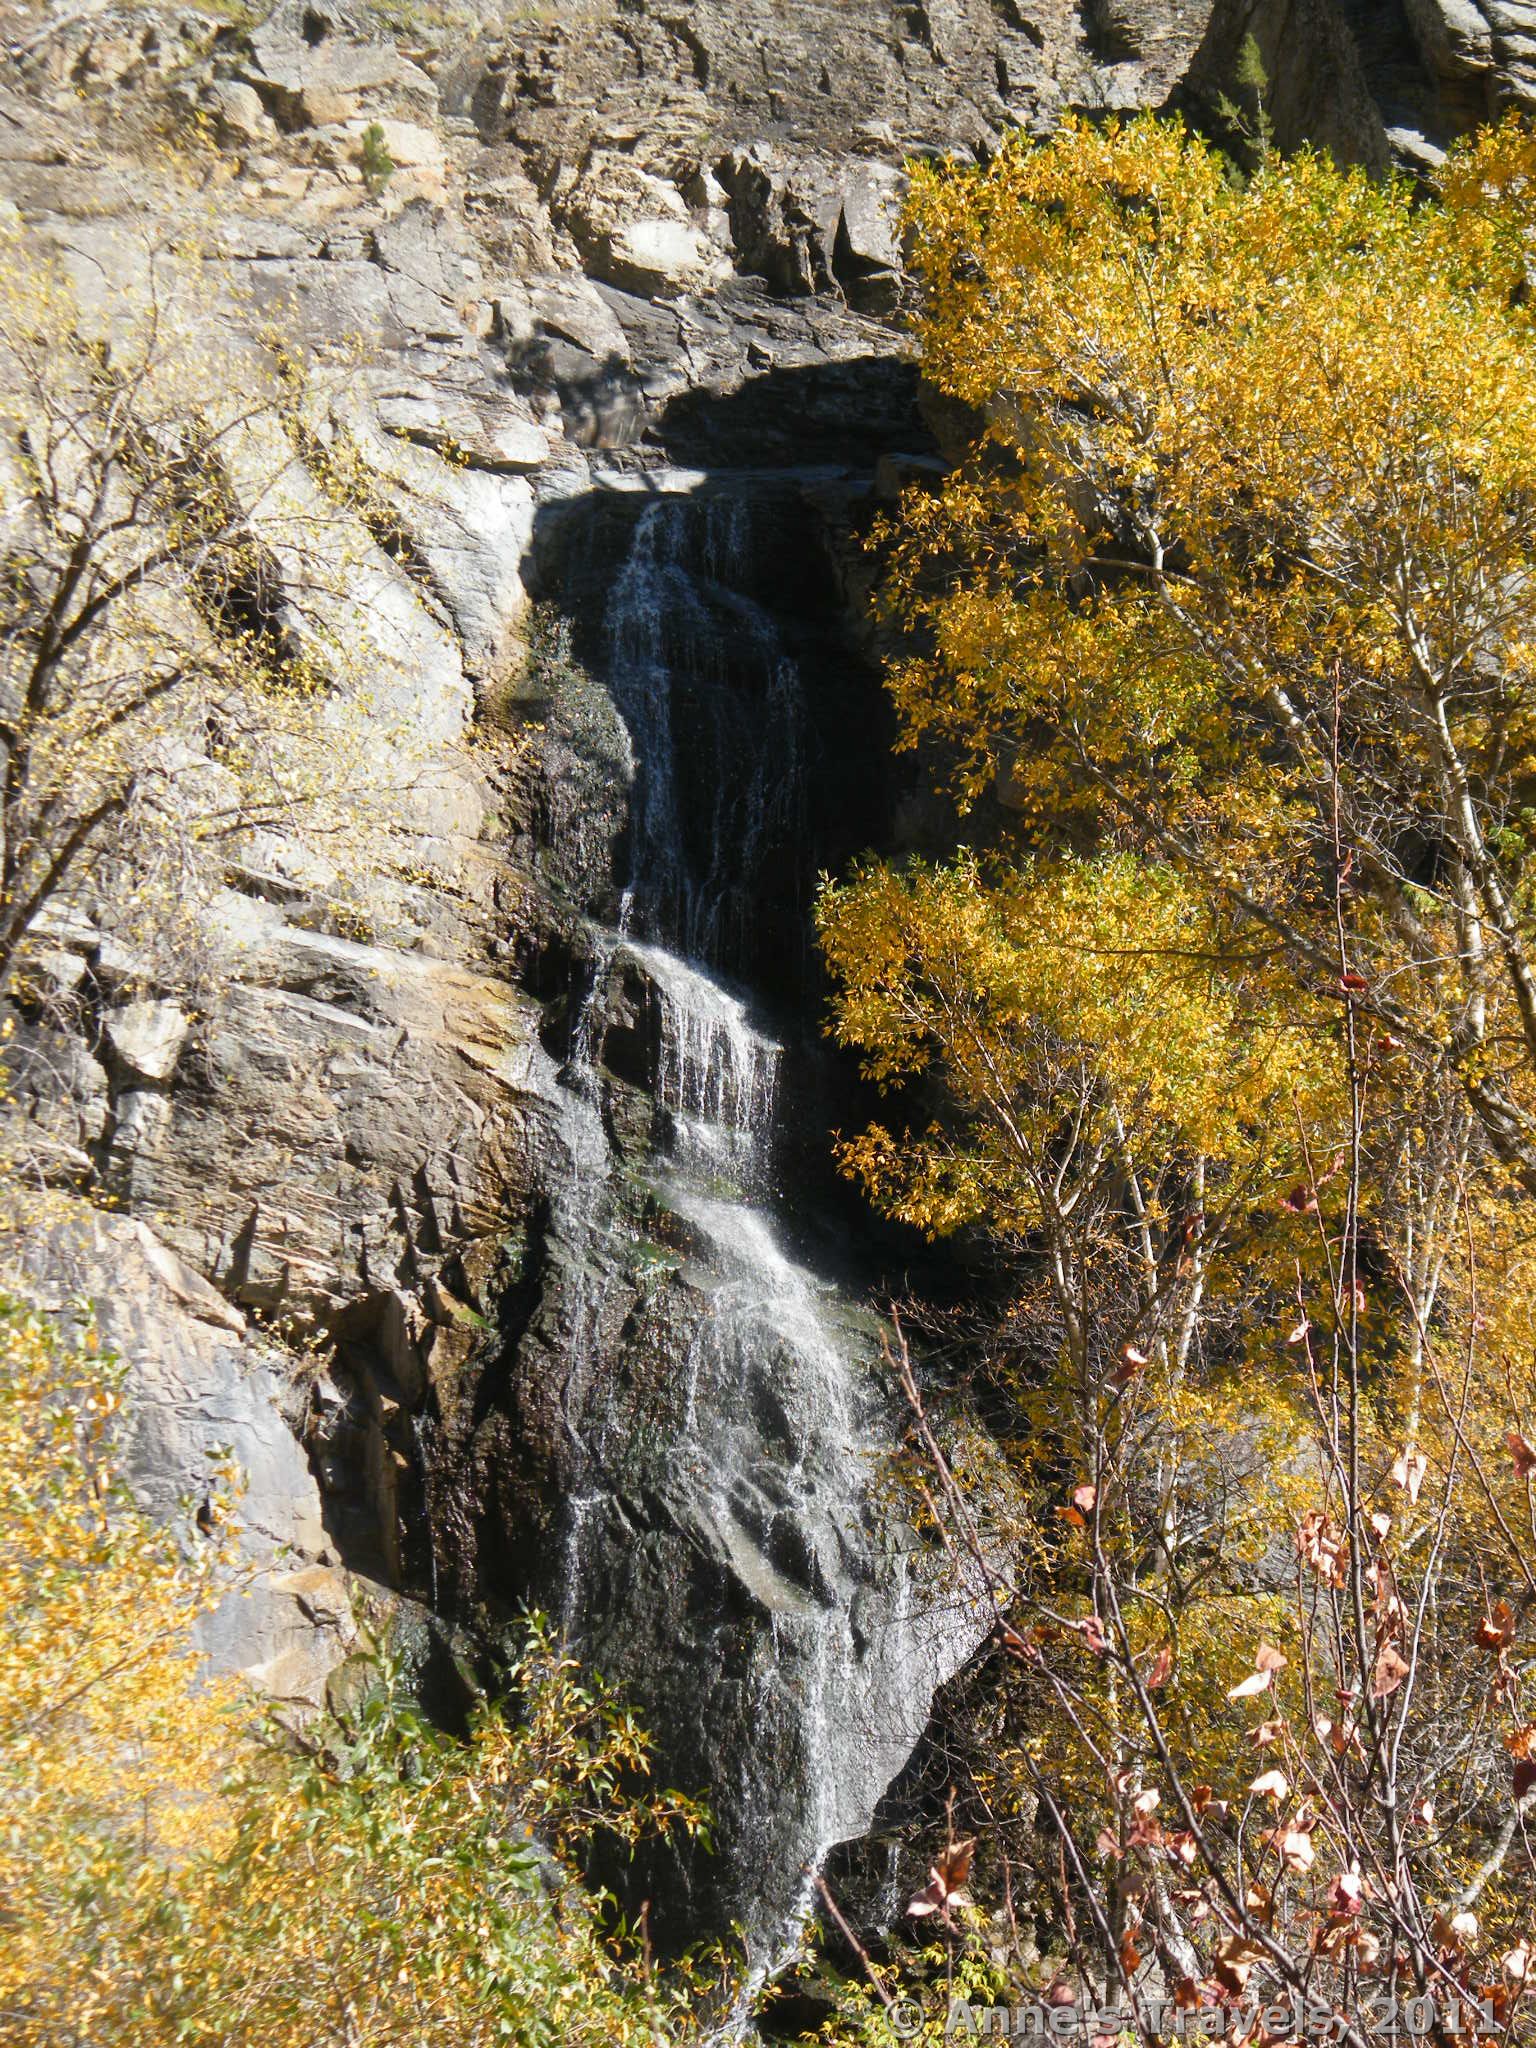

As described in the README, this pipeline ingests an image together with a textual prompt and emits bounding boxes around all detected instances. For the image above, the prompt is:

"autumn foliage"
[0,1296,715,2046]
[816,111,1536,2043]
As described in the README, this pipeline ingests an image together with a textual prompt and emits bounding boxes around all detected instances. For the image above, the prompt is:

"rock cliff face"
[1,0,1523,1967]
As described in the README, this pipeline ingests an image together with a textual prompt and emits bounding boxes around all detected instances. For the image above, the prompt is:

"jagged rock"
[372,381,548,470]
[0,1203,352,1704]
[6,1018,110,1173]
[371,197,477,305]
[205,76,278,145]
[1402,0,1536,109]
[600,216,724,297]
[721,145,843,296]
[1407,0,1497,78]
[835,163,905,275]
[335,389,534,676]
[239,0,434,126]
[339,114,445,176]
[104,999,190,1084]
[560,153,729,298]
[529,276,631,363]
[833,161,907,312]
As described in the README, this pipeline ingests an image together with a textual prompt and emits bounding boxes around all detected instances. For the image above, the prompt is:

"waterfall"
[604,497,806,978]
[540,482,988,1990]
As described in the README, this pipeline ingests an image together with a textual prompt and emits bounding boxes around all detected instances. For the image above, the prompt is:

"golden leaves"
[0,1294,717,2048]
[876,103,1536,1206]
[817,848,1317,1256]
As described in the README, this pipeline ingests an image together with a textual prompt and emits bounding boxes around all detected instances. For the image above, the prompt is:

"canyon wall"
[0,0,1518,1961]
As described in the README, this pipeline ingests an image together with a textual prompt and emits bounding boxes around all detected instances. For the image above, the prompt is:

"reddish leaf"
[1145,1643,1173,1690]
[1509,1431,1536,1479]
[1436,1908,1479,1950]
[1274,1825,1315,1874]
[1112,1344,1151,1388]
[1055,1482,1096,1526]
[1477,1601,1517,1653]
[1372,1644,1411,1700]
[1212,1934,1267,1997]
[1279,1184,1320,1215]
[1191,1783,1230,1823]
[1249,1768,1289,1803]
[1314,1915,1353,1958]
[1244,1883,1275,1926]
[1329,1867,1365,1916]
[1229,1642,1286,1702]
[999,1622,1038,1663]
[1297,1509,1348,1584]
[906,1836,975,1920]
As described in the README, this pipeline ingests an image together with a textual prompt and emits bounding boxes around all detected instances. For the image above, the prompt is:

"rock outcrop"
[1,0,1525,1963]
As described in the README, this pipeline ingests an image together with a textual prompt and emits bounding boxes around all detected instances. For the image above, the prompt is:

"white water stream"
[547,487,980,2004]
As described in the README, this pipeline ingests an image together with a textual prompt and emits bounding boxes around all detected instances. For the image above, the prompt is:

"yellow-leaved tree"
[815,112,1536,2045]
[0,1293,719,2046]
[0,202,446,1008]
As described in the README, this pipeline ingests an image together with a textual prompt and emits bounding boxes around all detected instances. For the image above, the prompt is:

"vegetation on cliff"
[0,1295,719,2046]
[0,204,452,1015]
[816,112,1536,2041]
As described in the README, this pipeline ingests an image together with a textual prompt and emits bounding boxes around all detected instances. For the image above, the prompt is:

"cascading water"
[537,480,991,1988]
[604,495,807,979]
